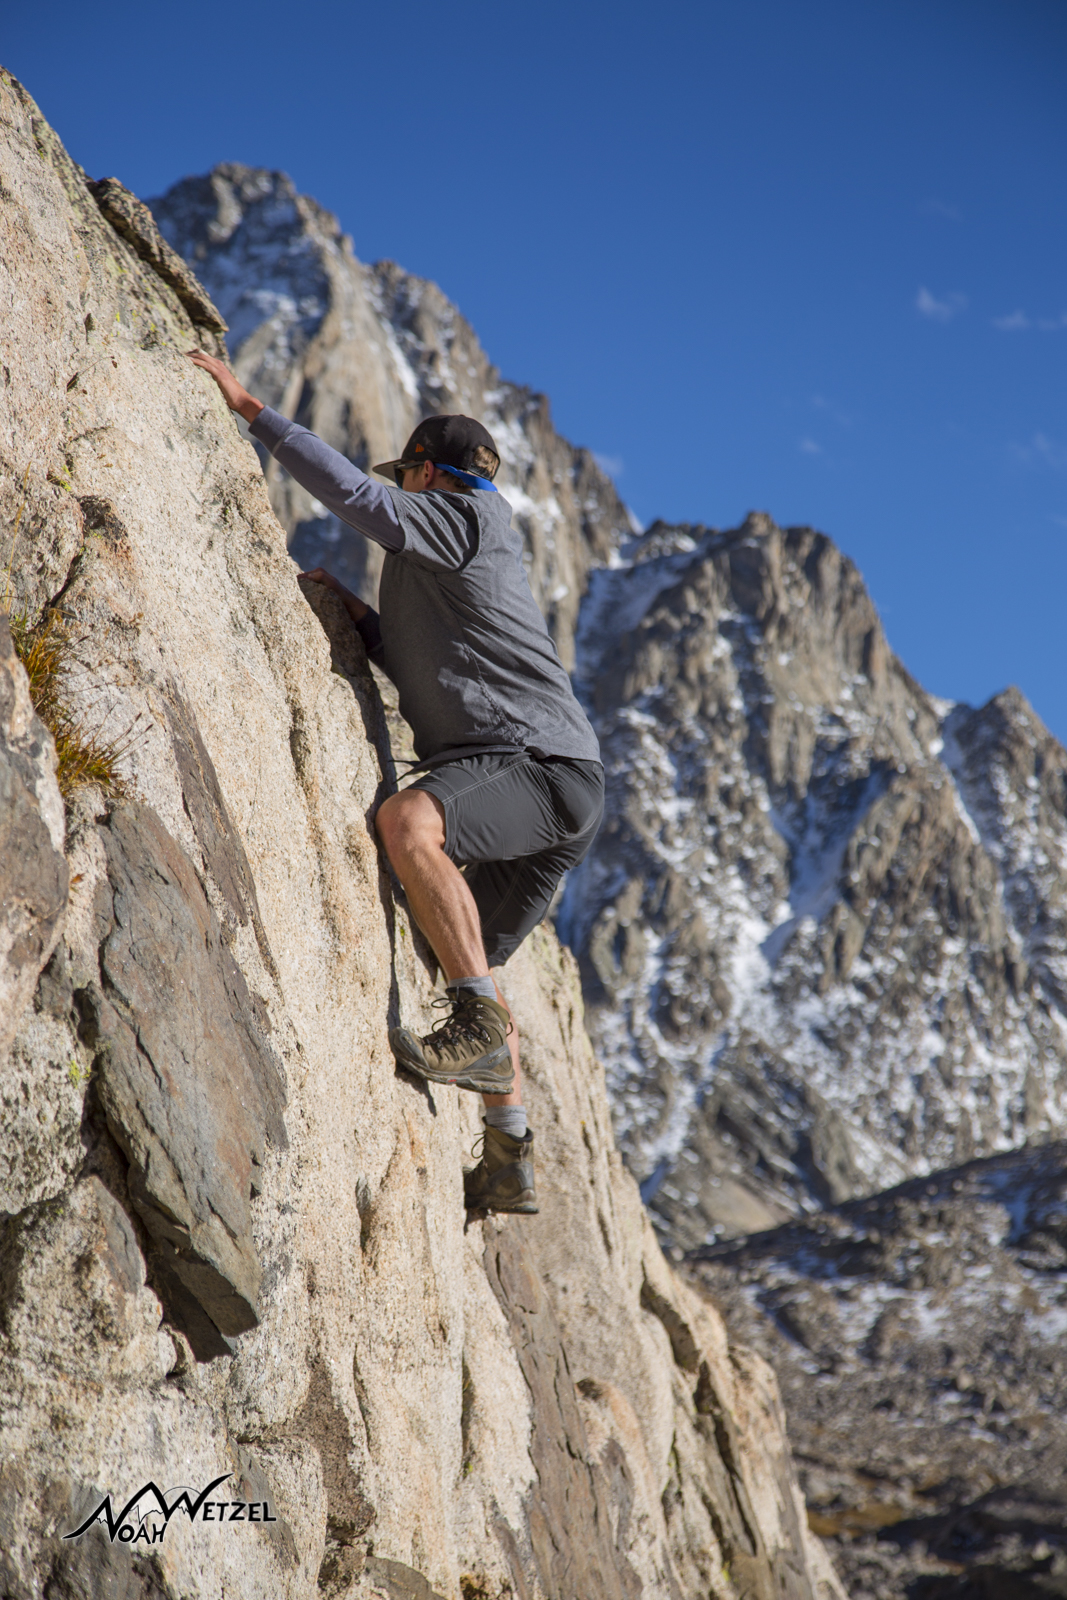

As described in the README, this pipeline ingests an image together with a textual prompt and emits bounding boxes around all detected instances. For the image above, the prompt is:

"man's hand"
[187,349,264,424]
[301,567,344,594]
[301,568,368,622]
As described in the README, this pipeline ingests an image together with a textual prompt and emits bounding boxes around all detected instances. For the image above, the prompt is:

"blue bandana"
[434,462,497,492]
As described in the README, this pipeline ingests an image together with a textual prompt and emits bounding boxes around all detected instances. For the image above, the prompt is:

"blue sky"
[7,0,1067,739]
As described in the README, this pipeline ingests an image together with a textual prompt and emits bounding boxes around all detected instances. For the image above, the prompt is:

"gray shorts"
[407,751,604,967]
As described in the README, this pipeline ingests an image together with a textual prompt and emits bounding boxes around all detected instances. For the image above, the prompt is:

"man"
[188,350,604,1215]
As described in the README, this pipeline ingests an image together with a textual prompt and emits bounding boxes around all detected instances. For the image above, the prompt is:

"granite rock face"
[0,70,840,1600]
[560,518,1067,1245]
[88,176,229,334]
[149,164,637,667]
[0,613,67,1056]
[0,611,74,1215]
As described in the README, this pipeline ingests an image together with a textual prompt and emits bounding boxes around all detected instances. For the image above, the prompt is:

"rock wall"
[149,164,637,669]
[0,71,841,1600]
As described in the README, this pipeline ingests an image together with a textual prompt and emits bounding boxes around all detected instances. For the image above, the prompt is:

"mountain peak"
[565,513,1067,1246]
[150,163,634,667]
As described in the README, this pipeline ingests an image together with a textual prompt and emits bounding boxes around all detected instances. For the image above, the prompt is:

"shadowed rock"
[89,177,227,333]
[94,802,286,1337]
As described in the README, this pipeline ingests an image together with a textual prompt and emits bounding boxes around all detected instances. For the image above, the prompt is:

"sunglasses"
[393,461,424,487]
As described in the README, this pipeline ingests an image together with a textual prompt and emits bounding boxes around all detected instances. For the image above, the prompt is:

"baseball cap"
[373,414,500,489]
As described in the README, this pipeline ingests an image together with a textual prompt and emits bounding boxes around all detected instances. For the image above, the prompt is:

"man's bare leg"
[375,789,522,1106]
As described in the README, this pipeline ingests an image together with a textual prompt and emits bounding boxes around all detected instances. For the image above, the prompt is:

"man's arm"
[187,350,404,552]
[302,568,385,665]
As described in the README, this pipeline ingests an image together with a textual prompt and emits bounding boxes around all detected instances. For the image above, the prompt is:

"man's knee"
[375,789,446,858]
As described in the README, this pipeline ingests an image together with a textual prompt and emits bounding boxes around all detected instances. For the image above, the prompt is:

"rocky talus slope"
[149,164,636,669]
[561,519,1067,1245]
[689,1141,1067,1599]
[0,71,843,1600]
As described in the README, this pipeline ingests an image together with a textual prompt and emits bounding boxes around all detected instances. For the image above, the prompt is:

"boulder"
[94,799,287,1340]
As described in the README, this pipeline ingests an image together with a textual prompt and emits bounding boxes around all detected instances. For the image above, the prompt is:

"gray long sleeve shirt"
[250,407,600,767]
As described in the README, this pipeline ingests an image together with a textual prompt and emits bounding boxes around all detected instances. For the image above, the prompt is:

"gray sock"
[484,1106,528,1141]
[447,975,497,1001]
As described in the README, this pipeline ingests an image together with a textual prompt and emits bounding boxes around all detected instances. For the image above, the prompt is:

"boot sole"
[389,1030,515,1094]
[466,1195,539,1215]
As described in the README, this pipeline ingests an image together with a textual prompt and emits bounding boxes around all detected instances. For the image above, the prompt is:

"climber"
[187,349,604,1217]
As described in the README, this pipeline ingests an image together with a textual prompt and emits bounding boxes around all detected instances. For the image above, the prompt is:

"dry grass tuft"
[460,1579,511,1600]
[9,608,136,801]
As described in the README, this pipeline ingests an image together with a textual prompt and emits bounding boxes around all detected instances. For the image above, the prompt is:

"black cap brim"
[372,459,404,480]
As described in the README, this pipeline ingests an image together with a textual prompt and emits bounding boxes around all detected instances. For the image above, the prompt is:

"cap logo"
[415,444,425,453]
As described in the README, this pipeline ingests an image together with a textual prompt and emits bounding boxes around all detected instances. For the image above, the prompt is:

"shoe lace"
[424,994,492,1050]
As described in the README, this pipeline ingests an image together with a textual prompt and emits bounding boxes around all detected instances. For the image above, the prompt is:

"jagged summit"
[563,513,1067,1245]
[150,162,637,667]
[151,164,342,385]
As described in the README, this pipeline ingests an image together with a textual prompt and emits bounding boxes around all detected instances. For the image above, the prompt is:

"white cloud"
[922,199,963,221]
[916,286,967,322]
[1011,433,1067,470]
[593,452,624,479]
[798,438,822,455]
[993,310,1067,332]
[811,393,852,427]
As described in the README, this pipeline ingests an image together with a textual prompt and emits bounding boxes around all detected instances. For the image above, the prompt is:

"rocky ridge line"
[149,163,638,670]
[561,515,1067,1245]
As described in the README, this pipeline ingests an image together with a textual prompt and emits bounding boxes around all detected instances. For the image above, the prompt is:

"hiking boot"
[464,1122,538,1214]
[389,994,514,1094]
